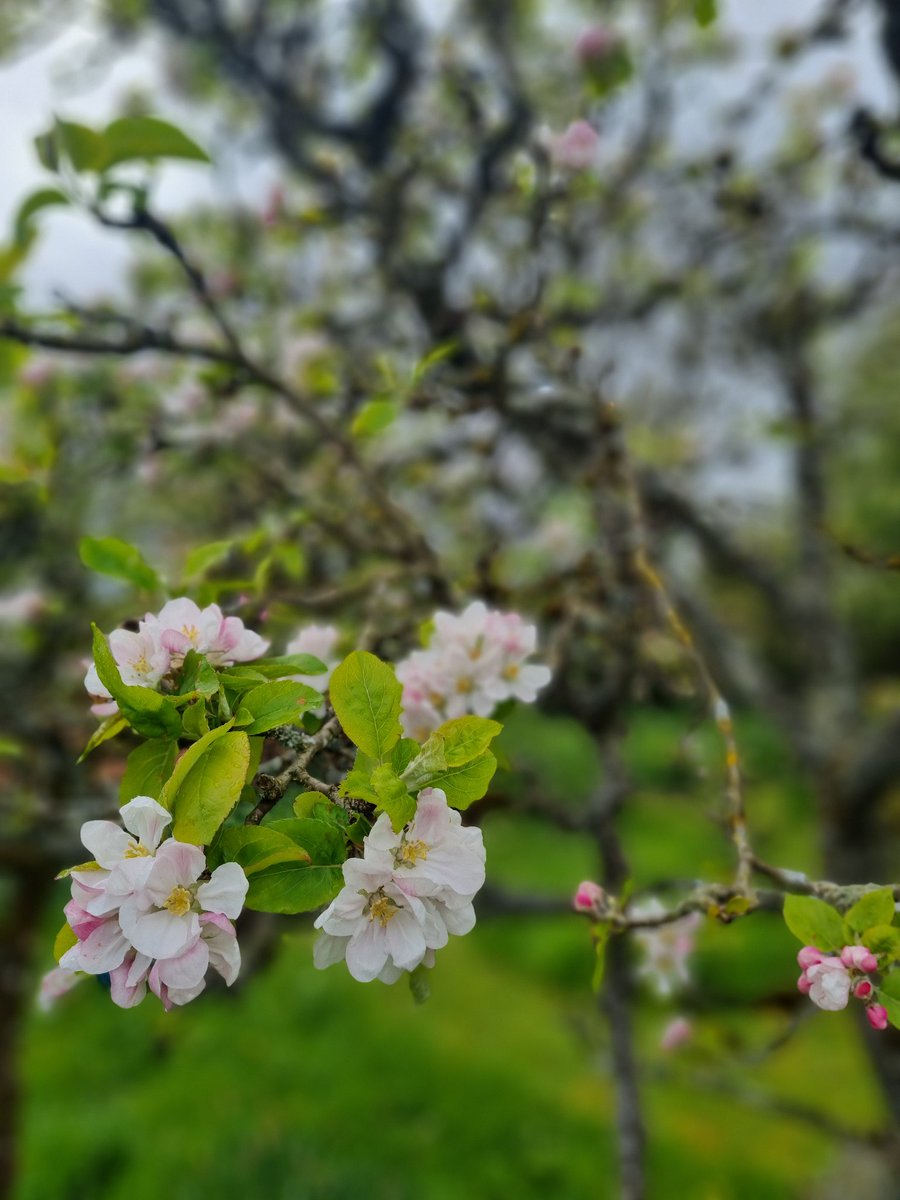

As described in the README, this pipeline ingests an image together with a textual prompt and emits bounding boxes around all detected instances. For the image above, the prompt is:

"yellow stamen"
[398,840,429,867]
[503,663,520,681]
[163,885,193,916]
[124,841,151,859]
[368,895,398,926]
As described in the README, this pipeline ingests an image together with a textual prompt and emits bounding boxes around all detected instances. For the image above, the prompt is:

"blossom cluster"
[396,601,551,741]
[797,944,889,1030]
[84,597,269,716]
[314,788,485,983]
[285,623,340,692]
[46,796,248,1010]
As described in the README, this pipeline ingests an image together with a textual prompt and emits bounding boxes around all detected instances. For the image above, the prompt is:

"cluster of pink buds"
[797,945,888,1030]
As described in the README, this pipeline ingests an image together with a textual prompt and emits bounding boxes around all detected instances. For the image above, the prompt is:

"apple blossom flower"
[574,881,605,915]
[396,601,550,738]
[544,120,600,171]
[146,598,268,666]
[660,1016,693,1052]
[364,789,486,901]
[286,623,340,690]
[118,841,247,961]
[630,899,701,997]
[71,795,173,918]
[841,944,879,973]
[804,957,851,1012]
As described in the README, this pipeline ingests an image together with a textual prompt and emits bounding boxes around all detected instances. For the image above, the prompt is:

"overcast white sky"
[0,0,893,304]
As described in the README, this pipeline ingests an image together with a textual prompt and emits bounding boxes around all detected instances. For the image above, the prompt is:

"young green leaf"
[119,738,177,803]
[330,650,402,762]
[53,923,77,963]
[99,116,210,168]
[233,679,324,735]
[79,536,159,591]
[208,825,310,875]
[339,749,379,804]
[224,654,327,680]
[782,894,845,952]
[371,764,416,832]
[404,751,498,811]
[241,818,345,913]
[77,713,129,762]
[862,925,900,962]
[159,722,250,845]
[844,888,896,939]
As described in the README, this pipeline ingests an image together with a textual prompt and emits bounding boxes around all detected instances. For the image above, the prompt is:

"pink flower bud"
[797,946,824,970]
[573,880,605,914]
[660,1016,693,1051]
[855,979,874,1000]
[546,120,600,171]
[841,945,879,973]
[574,26,618,65]
[797,972,812,994]
[866,1003,889,1031]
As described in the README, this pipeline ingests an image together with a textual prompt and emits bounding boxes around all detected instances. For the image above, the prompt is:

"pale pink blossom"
[545,121,600,171]
[37,966,84,1011]
[84,626,171,716]
[146,598,268,666]
[804,957,851,1012]
[797,945,824,970]
[631,900,701,997]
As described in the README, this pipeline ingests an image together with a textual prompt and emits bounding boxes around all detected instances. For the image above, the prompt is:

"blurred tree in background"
[3,1,900,1197]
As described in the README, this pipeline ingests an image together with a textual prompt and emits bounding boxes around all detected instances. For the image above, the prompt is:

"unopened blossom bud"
[546,121,600,171]
[797,972,812,994]
[866,1003,889,1031]
[574,26,618,65]
[841,945,879,973]
[574,881,605,914]
[797,946,824,970]
[660,1016,693,1051]
[855,979,874,1000]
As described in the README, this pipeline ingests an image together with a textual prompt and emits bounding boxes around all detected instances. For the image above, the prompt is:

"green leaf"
[352,398,398,437]
[14,188,69,247]
[242,818,345,914]
[782,894,845,952]
[371,764,416,832]
[292,791,325,818]
[880,993,900,1031]
[177,650,220,698]
[862,924,900,962]
[119,738,176,803]
[53,923,77,963]
[330,650,402,762]
[77,713,128,762]
[391,738,419,775]
[99,116,210,169]
[228,654,328,679]
[844,888,896,939]
[434,716,502,766]
[90,625,181,739]
[48,120,104,171]
[591,924,611,993]
[404,751,497,811]
[693,0,717,27]
[339,750,379,804]
[79,536,159,591]
[159,722,250,845]
[233,680,324,735]
[183,539,234,580]
[879,971,900,1001]
[208,825,310,875]
[181,702,210,741]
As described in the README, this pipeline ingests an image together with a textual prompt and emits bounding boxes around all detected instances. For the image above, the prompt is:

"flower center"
[163,885,193,916]
[368,894,398,926]
[181,624,201,646]
[503,663,520,680]
[124,841,151,859]
[456,676,474,694]
[397,839,429,867]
